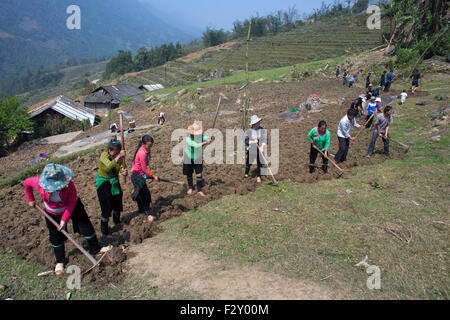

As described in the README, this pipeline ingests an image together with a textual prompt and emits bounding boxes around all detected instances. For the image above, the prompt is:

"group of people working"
[309,93,394,173]
[24,88,396,276]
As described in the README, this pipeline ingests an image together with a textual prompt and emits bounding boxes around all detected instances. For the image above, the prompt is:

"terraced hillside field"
[119,22,382,88]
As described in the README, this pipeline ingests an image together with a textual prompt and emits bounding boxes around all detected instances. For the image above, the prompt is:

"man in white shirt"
[335,109,365,163]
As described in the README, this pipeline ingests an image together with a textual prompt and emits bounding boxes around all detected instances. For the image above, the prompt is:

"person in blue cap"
[25,164,112,275]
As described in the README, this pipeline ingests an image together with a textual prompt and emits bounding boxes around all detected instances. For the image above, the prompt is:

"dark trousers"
[136,184,152,215]
[367,131,390,156]
[335,137,350,163]
[97,181,123,223]
[384,82,391,92]
[245,148,263,177]
[309,145,328,173]
[45,198,100,263]
[183,157,204,192]
[366,114,375,128]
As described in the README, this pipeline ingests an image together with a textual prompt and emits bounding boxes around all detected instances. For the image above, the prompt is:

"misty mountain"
[0,0,196,79]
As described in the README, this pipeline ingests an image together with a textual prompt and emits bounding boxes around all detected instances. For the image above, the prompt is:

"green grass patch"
[152,56,348,96]
[0,252,201,300]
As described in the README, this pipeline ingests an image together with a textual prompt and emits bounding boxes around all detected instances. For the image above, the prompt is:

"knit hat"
[39,164,73,192]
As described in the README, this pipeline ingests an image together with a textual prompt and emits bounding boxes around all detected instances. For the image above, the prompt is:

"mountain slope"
[0,0,196,79]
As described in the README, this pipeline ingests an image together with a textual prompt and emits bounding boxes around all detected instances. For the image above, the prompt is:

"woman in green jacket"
[96,140,127,235]
[307,120,330,174]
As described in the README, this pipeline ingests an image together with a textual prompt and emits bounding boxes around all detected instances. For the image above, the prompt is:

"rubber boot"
[309,164,315,174]
[100,220,109,236]
[113,211,121,225]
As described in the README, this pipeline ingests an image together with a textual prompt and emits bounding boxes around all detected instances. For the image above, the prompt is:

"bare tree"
[283,5,298,25]
[276,10,283,22]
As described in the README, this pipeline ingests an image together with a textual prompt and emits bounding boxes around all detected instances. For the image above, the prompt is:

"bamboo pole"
[212,95,222,129]
[243,22,252,130]
[409,26,448,77]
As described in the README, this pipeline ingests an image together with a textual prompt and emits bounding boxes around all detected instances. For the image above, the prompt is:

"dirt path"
[126,237,342,300]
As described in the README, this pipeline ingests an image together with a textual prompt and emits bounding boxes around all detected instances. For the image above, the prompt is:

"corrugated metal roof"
[140,84,164,92]
[29,96,96,126]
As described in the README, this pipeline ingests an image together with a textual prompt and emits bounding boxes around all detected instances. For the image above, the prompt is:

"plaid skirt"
[130,172,148,201]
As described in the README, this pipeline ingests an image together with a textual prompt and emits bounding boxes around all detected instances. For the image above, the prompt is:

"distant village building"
[139,84,164,92]
[82,84,144,116]
[29,96,96,126]
[28,96,97,138]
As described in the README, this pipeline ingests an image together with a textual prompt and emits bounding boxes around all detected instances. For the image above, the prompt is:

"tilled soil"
[0,143,63,182]
[0,79,407,287]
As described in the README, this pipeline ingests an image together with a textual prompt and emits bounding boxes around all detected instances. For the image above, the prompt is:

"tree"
[267,14,283,35]
[353,0,369,13]
[0,97,33,148]
[382,0,449,51]
[202,28,228,47]
[133,47,149,71]
[104,50,134,78]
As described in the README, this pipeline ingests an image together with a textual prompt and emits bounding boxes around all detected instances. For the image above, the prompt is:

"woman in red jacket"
[25,164,111,275]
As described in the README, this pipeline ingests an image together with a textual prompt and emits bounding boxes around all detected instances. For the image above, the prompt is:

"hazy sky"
[140,0,337,32]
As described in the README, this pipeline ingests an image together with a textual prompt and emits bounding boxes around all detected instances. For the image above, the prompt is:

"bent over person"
[25,164,111,275]
[96,140,127,236]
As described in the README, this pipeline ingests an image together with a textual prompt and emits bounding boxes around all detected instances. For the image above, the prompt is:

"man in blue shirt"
[384,70,394,92]
[366,96,378,128]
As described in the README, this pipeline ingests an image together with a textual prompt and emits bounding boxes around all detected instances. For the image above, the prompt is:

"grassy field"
[0,252,201,300]
[152,78,449,299]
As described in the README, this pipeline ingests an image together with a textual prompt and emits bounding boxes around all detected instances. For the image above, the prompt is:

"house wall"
[85,102,111,117]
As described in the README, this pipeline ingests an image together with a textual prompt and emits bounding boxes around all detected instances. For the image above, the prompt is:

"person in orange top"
[130,135,160,223]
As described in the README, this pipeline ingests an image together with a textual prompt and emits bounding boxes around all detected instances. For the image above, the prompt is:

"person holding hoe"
[96,140,127,236]
[365,96,379,129]
[24,164,112,275]
[244,115,268,183]
[366,72,372,89]
[183,123,211,197]
[335,109,365,163]
[130,135,160,223]
[308,120,330,174]
[367,106,393,158]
